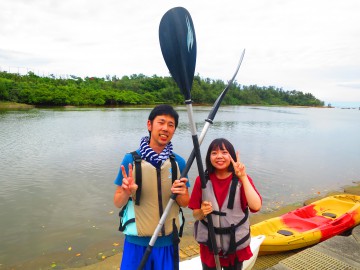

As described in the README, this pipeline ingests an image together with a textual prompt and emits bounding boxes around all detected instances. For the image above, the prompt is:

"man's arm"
[172,178,189,207]
[114,185,132,208]
[113,154,137,208]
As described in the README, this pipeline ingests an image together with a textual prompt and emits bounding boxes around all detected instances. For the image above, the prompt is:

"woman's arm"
[192,201,213,220]
[240,175,262,211]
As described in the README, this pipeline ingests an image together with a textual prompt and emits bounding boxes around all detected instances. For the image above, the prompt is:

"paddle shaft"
[184,101,221,269]
[177,49,245,181]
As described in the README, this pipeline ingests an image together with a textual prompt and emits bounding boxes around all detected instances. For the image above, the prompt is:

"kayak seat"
[322,212,337,218]
[282,217,320,232]
[277,229,293,236]
[286,209,333,227]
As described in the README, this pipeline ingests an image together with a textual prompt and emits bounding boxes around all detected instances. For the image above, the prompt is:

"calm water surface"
[0,106,359,269]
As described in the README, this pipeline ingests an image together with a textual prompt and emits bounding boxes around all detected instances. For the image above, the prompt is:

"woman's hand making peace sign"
[229,151,247,180]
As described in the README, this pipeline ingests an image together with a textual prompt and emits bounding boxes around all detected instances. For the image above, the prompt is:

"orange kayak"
[250,194,360,254]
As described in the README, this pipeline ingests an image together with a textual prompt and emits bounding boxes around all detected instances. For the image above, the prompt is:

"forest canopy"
[0,71,324,107]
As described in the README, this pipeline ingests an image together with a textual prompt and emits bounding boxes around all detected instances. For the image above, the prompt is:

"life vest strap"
[131,151,178,206]
[204,171,238,211]
[235,231,251,248]
[119,218,135,232]
[131,151,142,206]
[172,218,180,270]
[169,154,177,183]
[200,207,249,234]
[178,208,185,237]
[227,227,250,255]
[227,175,239,209]
[118,199,135,232]
[212,210,226,216]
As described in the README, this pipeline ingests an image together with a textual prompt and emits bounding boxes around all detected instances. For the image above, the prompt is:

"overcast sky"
[1,0,359,106]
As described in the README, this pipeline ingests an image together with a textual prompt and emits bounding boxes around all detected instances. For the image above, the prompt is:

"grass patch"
[0,101,35,109]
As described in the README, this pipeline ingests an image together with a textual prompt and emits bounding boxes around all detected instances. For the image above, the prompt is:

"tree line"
[0,71,324,107]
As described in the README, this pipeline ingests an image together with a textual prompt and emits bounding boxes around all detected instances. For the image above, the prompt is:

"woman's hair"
[205,138,236,174]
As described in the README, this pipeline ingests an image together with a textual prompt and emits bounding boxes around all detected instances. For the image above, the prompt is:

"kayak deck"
[251,194,360,254]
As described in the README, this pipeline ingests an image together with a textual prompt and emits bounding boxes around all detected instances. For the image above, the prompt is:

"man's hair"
[205,138,236,174]
[148,104,179,128]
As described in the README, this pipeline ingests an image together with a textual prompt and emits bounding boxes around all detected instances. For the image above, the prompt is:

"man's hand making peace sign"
[120,164,138,196]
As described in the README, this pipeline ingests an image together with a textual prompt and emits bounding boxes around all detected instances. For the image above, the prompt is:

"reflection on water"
[0,106,359,268]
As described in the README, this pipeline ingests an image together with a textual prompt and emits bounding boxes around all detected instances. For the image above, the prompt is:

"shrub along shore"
[1,71,325,107]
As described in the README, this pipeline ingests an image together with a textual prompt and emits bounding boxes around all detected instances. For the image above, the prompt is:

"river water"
[0,106,359,269]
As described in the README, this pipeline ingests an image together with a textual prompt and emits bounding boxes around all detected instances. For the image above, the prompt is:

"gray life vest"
[193,173,250,254]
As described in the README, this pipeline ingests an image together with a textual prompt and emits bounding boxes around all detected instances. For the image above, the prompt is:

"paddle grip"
[137,246,152,270]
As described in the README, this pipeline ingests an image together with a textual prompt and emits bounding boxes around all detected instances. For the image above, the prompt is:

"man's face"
[147,114,176,151]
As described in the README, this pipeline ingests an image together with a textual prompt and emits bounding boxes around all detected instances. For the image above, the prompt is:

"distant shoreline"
[0,101,333,110]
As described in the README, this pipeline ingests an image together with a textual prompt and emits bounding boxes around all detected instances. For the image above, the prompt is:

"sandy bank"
[0,101,34,109]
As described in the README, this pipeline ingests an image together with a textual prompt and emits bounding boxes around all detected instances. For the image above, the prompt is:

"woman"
[188,138,262,270]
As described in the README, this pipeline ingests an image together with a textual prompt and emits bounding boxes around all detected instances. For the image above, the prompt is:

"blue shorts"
[120,239,177,270]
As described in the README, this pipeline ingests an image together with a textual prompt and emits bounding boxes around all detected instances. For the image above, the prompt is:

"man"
[114,104,190,270]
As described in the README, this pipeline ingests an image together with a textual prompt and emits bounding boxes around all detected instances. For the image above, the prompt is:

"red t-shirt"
[188,173,261,267]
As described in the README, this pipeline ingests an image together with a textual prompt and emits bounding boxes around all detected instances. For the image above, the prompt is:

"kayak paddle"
[159,6,221,270]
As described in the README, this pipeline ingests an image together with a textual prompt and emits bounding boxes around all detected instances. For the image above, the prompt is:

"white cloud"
[1,0,360,104]
[337,82,360,89]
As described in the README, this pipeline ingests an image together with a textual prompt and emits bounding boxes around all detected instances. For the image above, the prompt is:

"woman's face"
[209,144,231,172]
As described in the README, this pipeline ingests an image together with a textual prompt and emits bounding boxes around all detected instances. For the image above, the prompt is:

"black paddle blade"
[159,7,197,101]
